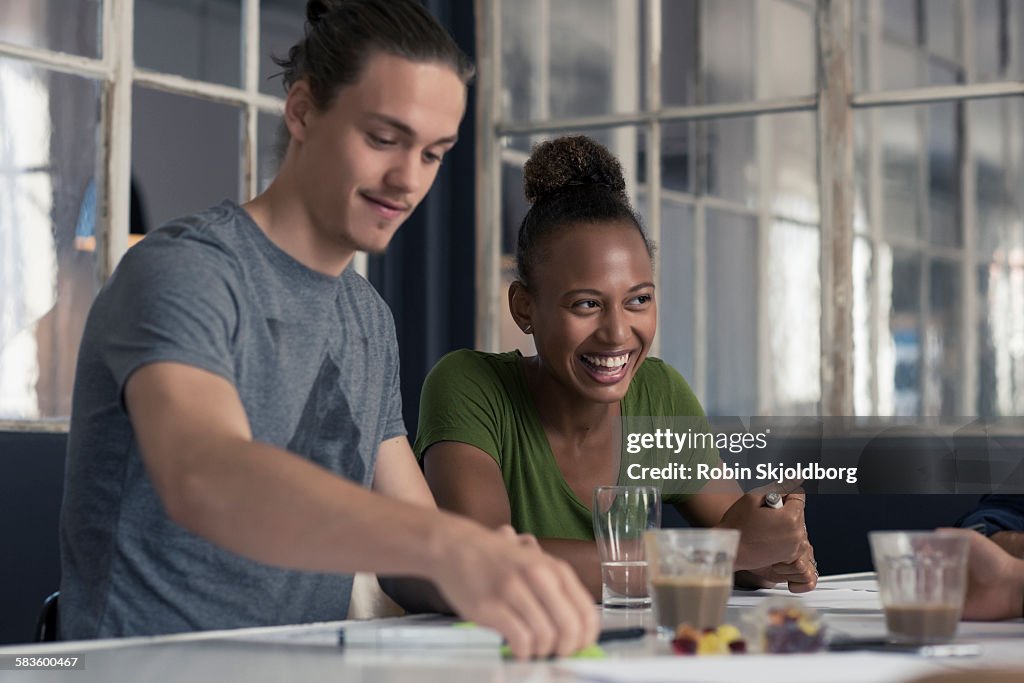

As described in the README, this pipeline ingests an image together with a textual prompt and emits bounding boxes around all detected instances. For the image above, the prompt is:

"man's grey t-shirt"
[59,201,404,639]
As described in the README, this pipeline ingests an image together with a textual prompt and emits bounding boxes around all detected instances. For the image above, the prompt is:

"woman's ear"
[283,81,316,144]
[508,280,534,335]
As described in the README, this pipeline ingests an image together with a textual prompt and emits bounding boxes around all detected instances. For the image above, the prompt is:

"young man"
[59,0,596,660]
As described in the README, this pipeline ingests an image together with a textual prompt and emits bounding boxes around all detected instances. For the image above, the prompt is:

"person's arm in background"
[422,440,604,601]
[675,478,817,593]
[126,362,597,659]
[956,495,1024,559]
[938,528,1024,620]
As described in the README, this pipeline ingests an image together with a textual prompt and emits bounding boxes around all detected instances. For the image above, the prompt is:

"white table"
[2,574,1022,683]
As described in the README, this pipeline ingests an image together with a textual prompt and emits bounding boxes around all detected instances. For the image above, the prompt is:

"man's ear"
[284,81,317,144]
[508,280,534,335]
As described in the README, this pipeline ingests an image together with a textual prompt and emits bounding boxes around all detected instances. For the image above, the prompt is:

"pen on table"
[596,627,647,644]
[763,491,783,509]
[338,624,646,647]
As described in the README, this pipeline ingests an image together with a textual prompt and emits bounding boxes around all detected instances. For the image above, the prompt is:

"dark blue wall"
[0,430,66,644]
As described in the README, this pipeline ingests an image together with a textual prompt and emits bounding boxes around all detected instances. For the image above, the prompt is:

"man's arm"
[990,531,1024,559]
[938,528,1024,621]
[422,440,604,600]
[125,362,598,659]
[370,436,447,612]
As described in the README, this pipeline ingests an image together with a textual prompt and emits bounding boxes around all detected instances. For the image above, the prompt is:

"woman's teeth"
[581,352,630,369]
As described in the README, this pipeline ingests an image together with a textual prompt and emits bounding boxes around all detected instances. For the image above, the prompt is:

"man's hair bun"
[306,0,344,25]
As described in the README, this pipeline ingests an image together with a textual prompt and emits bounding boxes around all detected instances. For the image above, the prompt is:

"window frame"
[0,0,373,429]
[476,0,1024,417]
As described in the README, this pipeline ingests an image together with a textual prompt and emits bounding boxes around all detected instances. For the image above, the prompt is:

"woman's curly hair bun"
[522,136,627,205]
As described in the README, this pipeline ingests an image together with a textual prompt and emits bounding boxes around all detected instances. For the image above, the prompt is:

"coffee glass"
[869,531,969,644]
[592,485,661,608]
[644,528,739,633]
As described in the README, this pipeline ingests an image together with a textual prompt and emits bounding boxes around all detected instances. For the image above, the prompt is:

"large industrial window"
[476,0,1024,418]
[0,0,348,425]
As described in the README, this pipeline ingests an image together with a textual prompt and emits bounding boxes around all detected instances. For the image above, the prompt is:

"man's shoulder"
[338,268,397,333]
[119,202,244,273]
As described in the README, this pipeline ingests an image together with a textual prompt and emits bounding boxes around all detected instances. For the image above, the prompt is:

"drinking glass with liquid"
[869,531,969,644]
[592,486,661,608]
[645,528,740,634]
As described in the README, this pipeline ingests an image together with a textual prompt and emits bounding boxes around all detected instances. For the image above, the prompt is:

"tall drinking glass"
[592,485,661,608]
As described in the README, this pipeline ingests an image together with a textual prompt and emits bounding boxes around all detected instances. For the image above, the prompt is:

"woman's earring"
[523,325,533,334]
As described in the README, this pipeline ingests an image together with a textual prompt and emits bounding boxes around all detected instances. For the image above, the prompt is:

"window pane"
[660,0,698,107]
[857,0,1023,91]
[973,99,1021,260]
[260,0,305,96]
[0,60,100,419]
[882,0,917,44]
[663,0,815,106]
[0,1,102,59]
[132,87,241,228]
[853,236,873,415]
[661,121,694,195]
[500,0,542,123]
[927,97,961,248]
[136,0,242,87]
[770,111,819,224]
[974,0,1004,81]
[257,111,282,194]
[925,0,958,63]
[881,249,921,416]
[702,0,755,103]
[499,0,641,122]
[880,42,918,91]
[880,106,921,241]
[764,0,815,99]
[656,200,695,383]
[703,117,757,208]
[767,220,820,415]
[925,260,960,416]
[979,260,1024,416]
[706,209,757,416]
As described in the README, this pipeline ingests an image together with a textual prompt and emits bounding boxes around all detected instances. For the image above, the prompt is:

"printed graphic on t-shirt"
[286,353,366,484]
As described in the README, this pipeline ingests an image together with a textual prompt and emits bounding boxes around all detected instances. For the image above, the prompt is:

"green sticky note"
[499,644,607,659]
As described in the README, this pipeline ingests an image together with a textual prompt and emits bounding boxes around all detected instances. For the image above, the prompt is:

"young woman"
[416,136,817,600]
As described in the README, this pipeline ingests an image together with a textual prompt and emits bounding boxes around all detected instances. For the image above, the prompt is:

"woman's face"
[520,220,656,405]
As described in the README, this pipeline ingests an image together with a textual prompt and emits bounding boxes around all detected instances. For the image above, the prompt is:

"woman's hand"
[717,486,817,593]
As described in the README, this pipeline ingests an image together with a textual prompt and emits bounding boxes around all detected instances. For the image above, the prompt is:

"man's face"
[292,53,466,255]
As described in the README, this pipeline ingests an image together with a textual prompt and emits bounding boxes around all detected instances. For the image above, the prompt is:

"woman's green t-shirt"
[414,350,718,541]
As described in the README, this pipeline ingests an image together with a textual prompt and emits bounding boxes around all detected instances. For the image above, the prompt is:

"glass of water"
[592,485,661,609]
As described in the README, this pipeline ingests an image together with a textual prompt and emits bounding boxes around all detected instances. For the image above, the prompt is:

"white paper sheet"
[561,653,946,683]
[729,588,882,611]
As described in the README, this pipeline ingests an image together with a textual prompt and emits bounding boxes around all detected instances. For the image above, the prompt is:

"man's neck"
[242,179,354,278]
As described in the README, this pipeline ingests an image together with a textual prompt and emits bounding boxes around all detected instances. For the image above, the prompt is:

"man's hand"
[938,528,1024,621]
[990,530,1024,560]
[718,486,817,593]
[429,518,599,660]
